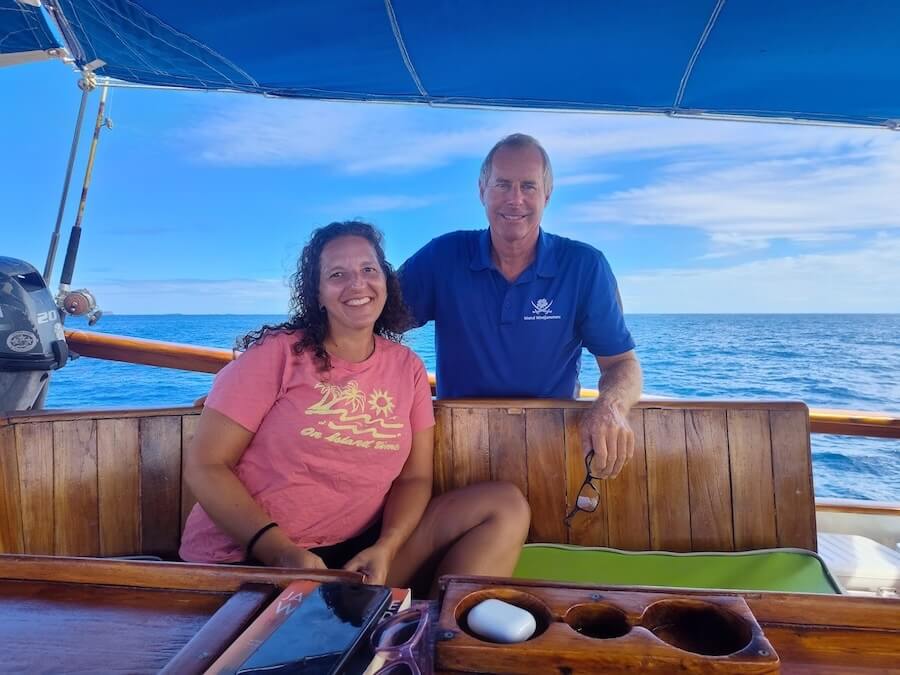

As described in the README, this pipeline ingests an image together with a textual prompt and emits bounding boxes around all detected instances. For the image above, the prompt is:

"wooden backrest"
[432,400,816,552]
[0,408,200,559]
[0,399,816,559]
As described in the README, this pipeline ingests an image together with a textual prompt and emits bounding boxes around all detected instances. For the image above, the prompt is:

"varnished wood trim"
[440,574,900,631]
[2,405,201,426]
[64,329,235,374]
[815,497,900,516]
[744,592,900,632]
[435,398,810,411]
[809,408,900,439]
[160,583,277,674]
[0,555,359,590]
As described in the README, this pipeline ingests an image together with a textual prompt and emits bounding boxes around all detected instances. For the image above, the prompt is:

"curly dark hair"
[238,221,411,371]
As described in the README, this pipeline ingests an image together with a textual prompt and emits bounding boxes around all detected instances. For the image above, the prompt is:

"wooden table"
[2,558,897,674]
[0,554,357,673]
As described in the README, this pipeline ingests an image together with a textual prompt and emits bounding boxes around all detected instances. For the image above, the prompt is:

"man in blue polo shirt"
[399,133,643,479]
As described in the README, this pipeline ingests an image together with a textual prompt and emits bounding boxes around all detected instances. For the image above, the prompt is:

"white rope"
[674,0,726,110]
[383,0,428,98]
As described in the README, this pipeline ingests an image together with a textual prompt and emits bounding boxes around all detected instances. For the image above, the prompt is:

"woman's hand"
[343,543,396,585]
[270,546,329,570]
[252,528,328,570]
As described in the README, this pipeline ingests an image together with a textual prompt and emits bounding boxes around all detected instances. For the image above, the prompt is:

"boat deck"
[817,532,900,596]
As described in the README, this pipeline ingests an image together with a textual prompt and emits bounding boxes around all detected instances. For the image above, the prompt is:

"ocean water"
[46,314,899,501]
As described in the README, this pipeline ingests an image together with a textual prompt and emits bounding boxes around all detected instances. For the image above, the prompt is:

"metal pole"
[58,83,109,294]
[43,76,95,283]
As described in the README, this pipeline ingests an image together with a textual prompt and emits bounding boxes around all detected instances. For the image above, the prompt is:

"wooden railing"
[64,329,900,441]
[64,329,235,374]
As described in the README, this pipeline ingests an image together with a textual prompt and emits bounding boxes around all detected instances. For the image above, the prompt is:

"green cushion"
[514,544,841,594]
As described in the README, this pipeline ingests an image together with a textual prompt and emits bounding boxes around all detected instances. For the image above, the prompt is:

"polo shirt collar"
[470,229,493,271]
[470,228,558,278]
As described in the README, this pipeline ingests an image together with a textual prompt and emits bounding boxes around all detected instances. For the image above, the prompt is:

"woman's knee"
[485,481,531,534]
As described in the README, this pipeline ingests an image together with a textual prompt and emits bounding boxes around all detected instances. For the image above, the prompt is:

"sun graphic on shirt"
[368,389,395,417]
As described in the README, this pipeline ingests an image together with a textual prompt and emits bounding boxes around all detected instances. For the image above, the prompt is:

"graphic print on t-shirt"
[300,380,404,451]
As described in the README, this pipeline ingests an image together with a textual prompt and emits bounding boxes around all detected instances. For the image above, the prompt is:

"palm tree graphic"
[306,380,402,438]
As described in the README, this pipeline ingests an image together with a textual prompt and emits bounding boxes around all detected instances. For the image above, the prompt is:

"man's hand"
[343,542,396,585]
[584,351,642,479]
[579,399,634,479]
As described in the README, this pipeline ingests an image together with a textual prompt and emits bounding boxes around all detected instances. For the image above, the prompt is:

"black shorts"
[309,519,381,569]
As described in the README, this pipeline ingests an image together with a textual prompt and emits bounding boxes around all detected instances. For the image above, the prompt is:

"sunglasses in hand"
[564,449,602,527]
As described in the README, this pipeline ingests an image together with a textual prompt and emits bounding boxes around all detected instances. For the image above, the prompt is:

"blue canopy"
[41,0,900,129]
[0,0,59,66]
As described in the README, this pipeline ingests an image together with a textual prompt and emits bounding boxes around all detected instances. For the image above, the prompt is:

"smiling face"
[318,235,387,337]
[479,144,551,247]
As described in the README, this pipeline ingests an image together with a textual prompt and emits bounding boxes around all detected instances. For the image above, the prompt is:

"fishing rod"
[52,79,111,326]
[42,74,92,283]
[20,73,111,410]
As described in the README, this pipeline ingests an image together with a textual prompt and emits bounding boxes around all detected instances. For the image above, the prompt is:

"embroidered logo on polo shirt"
[525,297,562,321]
[531,298,553,314]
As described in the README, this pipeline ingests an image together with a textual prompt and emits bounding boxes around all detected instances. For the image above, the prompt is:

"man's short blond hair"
[479,133,553,194]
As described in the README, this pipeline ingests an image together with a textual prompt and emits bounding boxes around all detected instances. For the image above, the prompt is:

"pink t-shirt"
[179,331,434,563]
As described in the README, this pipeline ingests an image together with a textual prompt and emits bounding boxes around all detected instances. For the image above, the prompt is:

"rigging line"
[383,0,428,98]
[674,0,726,111]
[93,0,238,87]
[24,1,56,49]
[43,0,87,64]
[82,0,143,81]
[20,3,42,48]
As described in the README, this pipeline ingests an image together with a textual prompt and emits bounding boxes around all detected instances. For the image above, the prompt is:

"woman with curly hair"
[179,221,530,594]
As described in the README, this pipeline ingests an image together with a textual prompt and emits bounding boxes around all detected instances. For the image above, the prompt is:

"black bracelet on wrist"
[246,522,278,558]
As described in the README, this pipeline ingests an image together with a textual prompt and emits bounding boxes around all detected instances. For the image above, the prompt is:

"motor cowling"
[0,257,68,411]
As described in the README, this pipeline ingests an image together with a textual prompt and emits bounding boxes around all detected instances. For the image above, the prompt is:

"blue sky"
[3,58,899,314]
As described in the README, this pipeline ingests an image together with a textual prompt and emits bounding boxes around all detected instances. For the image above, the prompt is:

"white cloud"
[185,100,499,173]
[186,98,900,173]
[185,99,900,254]
[92,278,290,314]
[555,173,616,187]
[188,99,896,174]
[327,194,441,213]
[621,236,900,313]
[571,144,900,232]
[562,131,900,255]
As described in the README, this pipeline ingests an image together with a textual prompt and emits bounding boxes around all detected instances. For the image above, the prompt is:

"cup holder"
[565,603,631,639]
[641,599,753,656]
[455,588,553,642]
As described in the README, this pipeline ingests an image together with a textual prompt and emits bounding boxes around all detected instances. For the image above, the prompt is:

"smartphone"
[234,582,391,675]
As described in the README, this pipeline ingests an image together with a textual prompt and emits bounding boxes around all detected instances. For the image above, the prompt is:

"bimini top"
[21,1,900,129]
[0,0,59,67]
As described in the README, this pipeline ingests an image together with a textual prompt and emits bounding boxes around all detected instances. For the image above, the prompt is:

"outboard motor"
[0,257,68,411]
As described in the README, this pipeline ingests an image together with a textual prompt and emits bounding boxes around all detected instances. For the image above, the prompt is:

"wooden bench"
[0,400,816,559]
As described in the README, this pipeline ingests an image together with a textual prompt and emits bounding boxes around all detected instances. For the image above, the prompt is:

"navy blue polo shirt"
[399,229,634,399]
